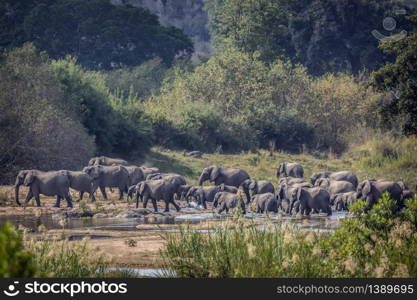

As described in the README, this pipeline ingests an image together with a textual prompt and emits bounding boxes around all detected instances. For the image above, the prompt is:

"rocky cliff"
[111,0,212,58]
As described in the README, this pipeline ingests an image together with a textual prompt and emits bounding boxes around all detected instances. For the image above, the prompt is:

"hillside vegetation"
[139,135,417,188]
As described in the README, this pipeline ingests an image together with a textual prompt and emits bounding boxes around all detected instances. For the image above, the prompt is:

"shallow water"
[0,209,348,233]
[105,267,175,278]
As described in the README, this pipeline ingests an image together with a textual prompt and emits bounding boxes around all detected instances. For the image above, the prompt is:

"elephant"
[356,179,403,210]
[315,178,355,196]
[277,181,312,214]
[289,187,332,216]
[213,192,246,214]
[176,184,194,201]
[278,177,306,186]
[146,173,187,200]
[83,165,129,200]
[186,184,238,209]
[252,193,279,213]
[88,156,128,166]
[240,179,275,204]
[135,180,180,212]
[330,191,357,211]
[198,165,250,187]
[125,165,145,186]
[140,167,160,178]
[276,162,304,179]
[14,170,73,208]
[397,181,414,201]
[67,171,96,202]
[311,171,358,187]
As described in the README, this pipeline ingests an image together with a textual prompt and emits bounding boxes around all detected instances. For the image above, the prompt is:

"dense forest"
[0,0,416,183]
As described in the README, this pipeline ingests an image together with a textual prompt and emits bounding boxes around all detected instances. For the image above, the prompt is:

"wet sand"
[0,185,346,269]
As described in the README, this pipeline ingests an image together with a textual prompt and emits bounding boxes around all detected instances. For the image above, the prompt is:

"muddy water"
[0,210,348,232]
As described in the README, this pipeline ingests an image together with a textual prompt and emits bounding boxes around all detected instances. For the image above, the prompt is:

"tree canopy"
[0,0,193,69]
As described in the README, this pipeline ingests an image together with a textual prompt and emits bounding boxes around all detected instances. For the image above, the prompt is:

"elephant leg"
[118,187,123,200]
[89,192,96,202]
[143,197,149,209]
[54,196,61,208]
[99,186,108,200]
[65,194,73,208]
[78,191,84,202]
[171,199,180,212]
[34,194,41,207]
[151,199,158,213]
[326,205,332,216]
[25,190,34,204]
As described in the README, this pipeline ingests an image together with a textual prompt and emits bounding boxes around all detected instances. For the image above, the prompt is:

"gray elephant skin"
[88,156,128,166]
[14,170,73,207]
[125,166,145,186]
[276,162,304,178]
[198,165,250,187]
[140,167,160,178]
[213,192,246,214]
[356,179,403,210]
[135,180,180,212]
[252,193,279,213]
[67,171,96,202]
[146,173,187,200]
[240,179,275,204]
[186,185,238,209]
[83,165,129,200]
[311,171,358,187]
[290,187,332,216]
[330,191,357,211]
[315,178,355,196]
[278,181,312,214]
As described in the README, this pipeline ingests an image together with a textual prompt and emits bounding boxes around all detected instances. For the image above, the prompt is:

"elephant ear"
[248,180,257,190]
[363,180,372,196]
[296,187,303,203]
[138,182,147,196]
[210,166,220,182]
[24,171,35,186]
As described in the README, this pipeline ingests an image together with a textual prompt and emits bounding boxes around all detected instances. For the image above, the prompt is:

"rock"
[92,213,110,219]
[116,208,152,218]
[185,151,203,158]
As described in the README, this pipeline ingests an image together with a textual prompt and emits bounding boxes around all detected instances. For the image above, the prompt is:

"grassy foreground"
[161,195,417,278]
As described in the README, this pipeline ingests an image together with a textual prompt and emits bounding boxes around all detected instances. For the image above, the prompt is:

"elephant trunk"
[15,183,21,206]
[197,174,205,186]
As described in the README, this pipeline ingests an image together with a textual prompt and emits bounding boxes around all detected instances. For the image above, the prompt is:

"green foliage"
[51,55,153,156]
[372,12,417,135]
[205,0,415,75]
[146,47,314,152]
[26,235,107,277]
[0,223,36,278]
[0,44,95,184]
[162,195,417,278]
[105,58,168,100]
[0,0,193,70]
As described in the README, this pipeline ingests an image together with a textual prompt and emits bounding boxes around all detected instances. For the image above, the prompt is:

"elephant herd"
[13,157,415,216]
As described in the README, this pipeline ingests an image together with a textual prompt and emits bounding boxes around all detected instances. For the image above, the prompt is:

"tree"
[372,12,417,135]
[0,0,193,69]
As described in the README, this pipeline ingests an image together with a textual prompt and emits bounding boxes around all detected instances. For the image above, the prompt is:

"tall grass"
[349,135,417,186]
[161,195,417,278]
[24,235,108,277]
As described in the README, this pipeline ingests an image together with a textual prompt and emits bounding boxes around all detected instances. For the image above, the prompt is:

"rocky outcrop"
[111,0,213,59]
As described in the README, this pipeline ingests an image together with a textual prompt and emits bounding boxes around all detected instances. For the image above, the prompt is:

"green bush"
[0,223,36,278]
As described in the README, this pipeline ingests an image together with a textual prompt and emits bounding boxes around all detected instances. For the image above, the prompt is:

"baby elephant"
[331,191,357,211]
[213,192,246,214]
[252,193,279,213]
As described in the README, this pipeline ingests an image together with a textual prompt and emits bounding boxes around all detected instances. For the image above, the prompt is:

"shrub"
[0,223,36,278]
[0,44,95,184]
